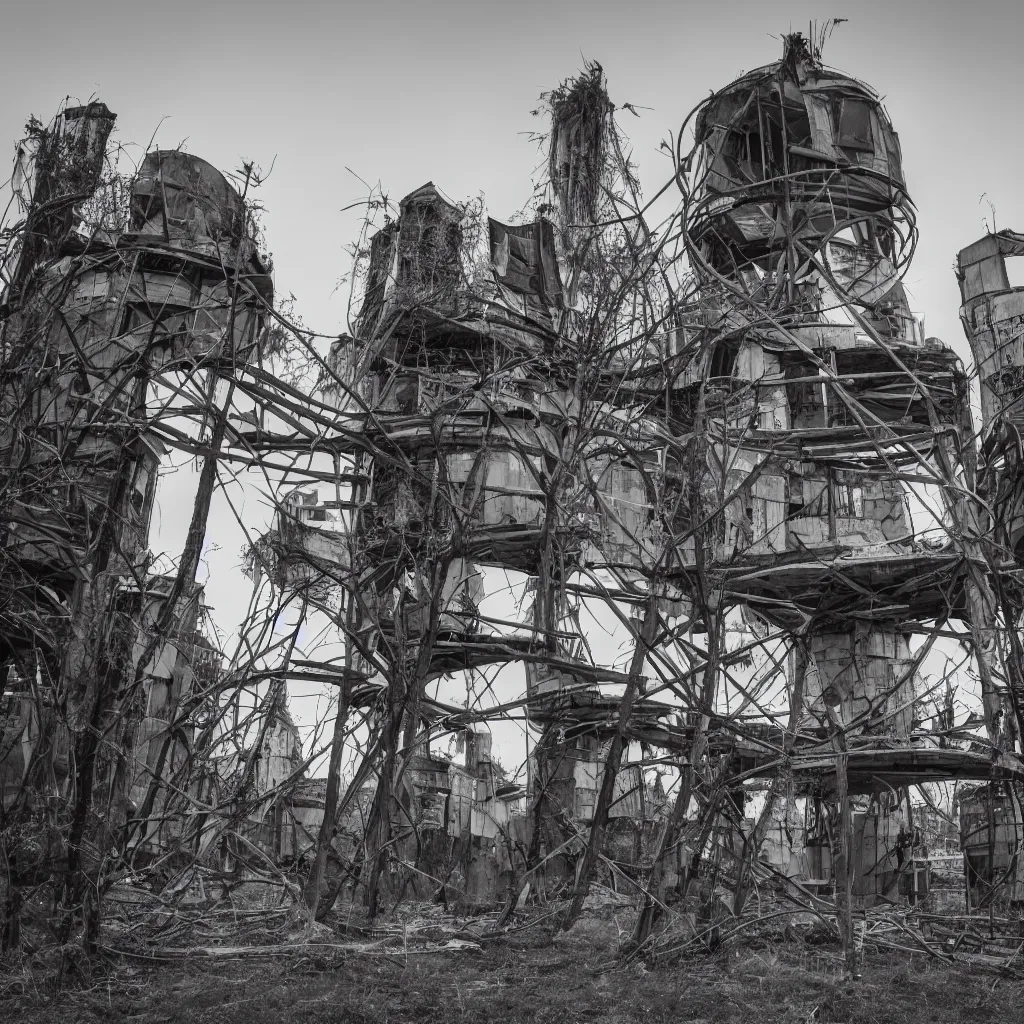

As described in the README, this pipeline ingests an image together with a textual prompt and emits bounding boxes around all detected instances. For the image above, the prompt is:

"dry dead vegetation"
[2,901,1023,1024]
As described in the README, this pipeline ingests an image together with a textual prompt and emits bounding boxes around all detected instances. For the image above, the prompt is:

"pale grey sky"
[3,0,1021,353]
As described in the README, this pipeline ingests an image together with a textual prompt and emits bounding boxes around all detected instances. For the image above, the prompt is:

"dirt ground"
[2,915,1023,1024]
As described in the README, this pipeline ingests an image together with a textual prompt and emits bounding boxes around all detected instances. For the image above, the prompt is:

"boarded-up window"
[800,476,828,517]
[446,452,477,485]
[748,475,787,554]
[803,93,843,160]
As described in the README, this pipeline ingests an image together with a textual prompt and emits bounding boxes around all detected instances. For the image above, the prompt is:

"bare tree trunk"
[731,637,807,916]
[829,710,857,979]
[302,649,353,915]
[562,592,658,929]
[632,599,722,947]
[127,373,239,847]
[363,555,450,918]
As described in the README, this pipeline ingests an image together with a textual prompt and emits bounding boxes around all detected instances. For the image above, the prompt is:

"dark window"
[126,304,195,347]
[710,342,737,379]
[786,366,826,428]
[783,104,812,150]
[396,378,418,414]
[837,99,873,152]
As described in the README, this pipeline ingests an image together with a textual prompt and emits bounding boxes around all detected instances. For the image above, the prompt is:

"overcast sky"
[4,0,1021,352]
[2,0,1019,764]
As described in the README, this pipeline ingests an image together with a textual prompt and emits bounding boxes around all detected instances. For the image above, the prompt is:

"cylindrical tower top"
[688,33,914,331]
